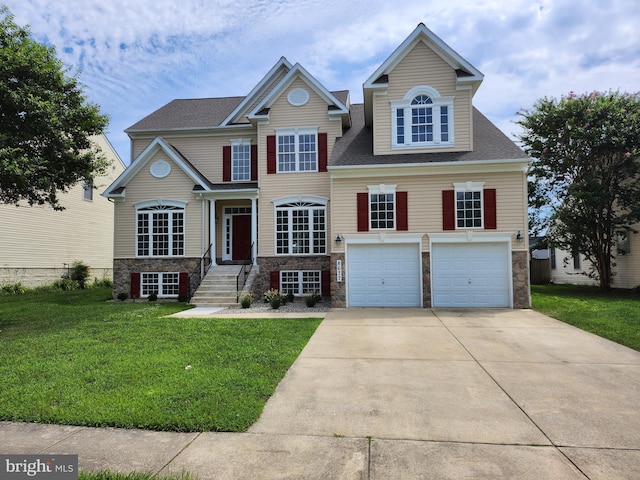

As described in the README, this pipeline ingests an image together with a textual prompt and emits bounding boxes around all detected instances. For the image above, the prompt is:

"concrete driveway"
[3,308,639,479]
[244,308,640,479]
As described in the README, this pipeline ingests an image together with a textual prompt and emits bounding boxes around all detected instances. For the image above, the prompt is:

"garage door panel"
[348,244,421,307]
[432,242,510,308]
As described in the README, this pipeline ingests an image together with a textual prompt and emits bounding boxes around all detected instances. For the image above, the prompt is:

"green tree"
[0,6,109,210]
[518,90,640,289]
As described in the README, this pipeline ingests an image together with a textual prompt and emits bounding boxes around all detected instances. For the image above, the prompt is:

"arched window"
[392,86,453,148]
[274,196,328,255]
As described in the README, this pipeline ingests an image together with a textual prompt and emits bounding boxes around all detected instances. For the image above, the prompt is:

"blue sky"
[6,0,640,164]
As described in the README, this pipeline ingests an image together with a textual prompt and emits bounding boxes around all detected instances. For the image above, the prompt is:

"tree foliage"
[0,6,109,210]
[518,90,640,289]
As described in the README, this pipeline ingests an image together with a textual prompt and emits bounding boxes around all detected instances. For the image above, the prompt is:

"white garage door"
[348,243,421,307]
[432,243,510,307]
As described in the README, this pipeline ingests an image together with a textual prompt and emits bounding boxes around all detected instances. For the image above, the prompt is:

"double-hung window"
[231,139,251,181]
[136,201,185,257]
[277,128,317,172]
[392,86,453,149]
[454,182,484,229]
[369,184,396,230]
[275,197,327,255]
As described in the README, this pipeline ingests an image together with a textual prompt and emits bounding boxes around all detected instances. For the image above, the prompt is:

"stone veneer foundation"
[512,250,531,308]
[113,258,201,298]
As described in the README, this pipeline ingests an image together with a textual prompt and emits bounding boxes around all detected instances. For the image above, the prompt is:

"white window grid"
[370,193,395,230]
[277,129,317,172]
[456,190,483,228]
[136,206,185,257]
[275,203,326,255]
[280,271,321,296]
[141,272,180,297]
[232,143,251,181]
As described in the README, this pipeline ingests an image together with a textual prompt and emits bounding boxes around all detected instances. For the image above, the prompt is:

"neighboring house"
[104,23,531,308]
[0,134,125,287]
[547,230,640,288]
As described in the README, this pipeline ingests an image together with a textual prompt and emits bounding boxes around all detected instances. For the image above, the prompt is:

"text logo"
[1,456,78,480]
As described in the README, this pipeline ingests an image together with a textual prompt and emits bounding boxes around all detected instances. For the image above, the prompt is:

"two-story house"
[104,23,531,308]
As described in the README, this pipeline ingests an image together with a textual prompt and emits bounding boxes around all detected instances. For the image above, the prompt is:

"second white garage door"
[431,242,511,308]
[347,243,421,307]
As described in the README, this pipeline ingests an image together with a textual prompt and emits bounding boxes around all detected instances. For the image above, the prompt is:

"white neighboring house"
[548,229,639,288]
[0,134,126,287]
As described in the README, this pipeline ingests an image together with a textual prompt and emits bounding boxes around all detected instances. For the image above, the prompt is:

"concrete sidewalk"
[2,308,640,479]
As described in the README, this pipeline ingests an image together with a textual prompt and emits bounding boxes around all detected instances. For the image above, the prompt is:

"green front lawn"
[531,284,640,351]
[0,287,321,432]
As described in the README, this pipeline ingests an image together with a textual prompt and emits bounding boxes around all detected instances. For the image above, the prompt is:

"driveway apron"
[249,307,640,479]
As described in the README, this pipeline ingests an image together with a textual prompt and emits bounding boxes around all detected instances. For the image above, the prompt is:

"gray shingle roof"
[127,91,350,132]
[126,97,246,132]
[331,104,528,167]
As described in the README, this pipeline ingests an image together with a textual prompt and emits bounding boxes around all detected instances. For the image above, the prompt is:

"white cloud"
[5,0,640,161]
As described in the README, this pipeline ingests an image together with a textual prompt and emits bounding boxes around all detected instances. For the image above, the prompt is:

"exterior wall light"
[516,231,523,243]
[335,234,342,244]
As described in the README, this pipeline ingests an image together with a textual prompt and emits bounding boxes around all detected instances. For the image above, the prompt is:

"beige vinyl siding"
[113,150,203,258]
[373,41,473,155]
[0,135,124,284]
[614,231,640,288]
[330,170,527,252]
[255,78,339,256]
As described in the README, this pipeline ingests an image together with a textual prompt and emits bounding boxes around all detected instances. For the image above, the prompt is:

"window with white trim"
[83,180,93,201]
[141,272,180,297]
[392,86,453,149]
[231,139,251,181]
[454,182,484,229]
[275,200,326,255]
[136,203,185,257]
[280,271,321,295]
[277,128,317,172]
[369,184,396,230]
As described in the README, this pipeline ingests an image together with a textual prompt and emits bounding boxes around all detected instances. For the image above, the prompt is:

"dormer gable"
[248,63,351,128]
[363,23,483,156]
[363,23,483,128]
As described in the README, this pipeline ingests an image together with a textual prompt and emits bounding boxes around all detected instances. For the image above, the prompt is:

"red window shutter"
[223,146,231,182]
[179,272,189,296]
[318,132,328,172]
[484,188,497,229]
[442,190,455,230]
[267,135,276,174]
[357,193,369,232]
[321,270,330,297]
[269,270,280,290]
[251,144,258,181]
[396,191,408,231]
[130,272,140,298]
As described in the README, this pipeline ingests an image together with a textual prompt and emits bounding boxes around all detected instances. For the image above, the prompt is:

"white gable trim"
[221,57,293,126]
[248,63,349,120]
[364,23,483,90]
[102,137,211,198]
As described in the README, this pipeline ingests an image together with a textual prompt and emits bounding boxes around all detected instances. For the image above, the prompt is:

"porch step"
[190,265,245,306]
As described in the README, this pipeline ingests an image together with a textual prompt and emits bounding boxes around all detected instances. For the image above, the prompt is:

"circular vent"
[288,88,309,106]
[150,160,171,178]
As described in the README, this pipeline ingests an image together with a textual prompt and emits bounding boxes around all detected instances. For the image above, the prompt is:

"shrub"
[286,291,295,303]
[148,292,158,302]
[117,292,128,301]
[69,261,91,289]
[53,278,79,291]
[177,293,189,303]
[270,295,281,309]
[2,282,26,295]
[239,292,253,309]
[263,289,280,303]
[305,291,321,307]
[92,277,113,288]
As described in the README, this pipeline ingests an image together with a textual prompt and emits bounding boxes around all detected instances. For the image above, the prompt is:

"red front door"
[232,215,251,261]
